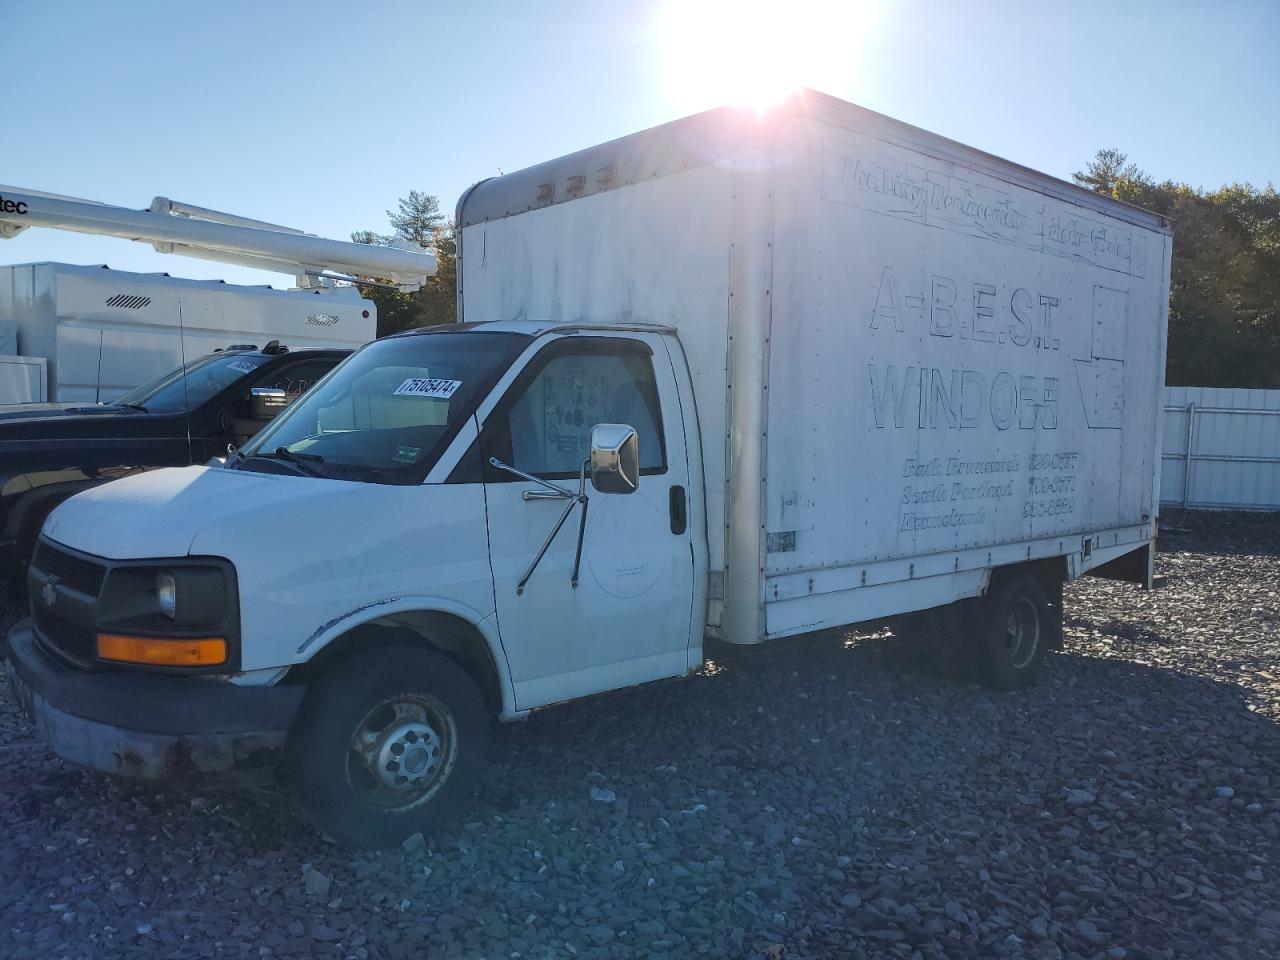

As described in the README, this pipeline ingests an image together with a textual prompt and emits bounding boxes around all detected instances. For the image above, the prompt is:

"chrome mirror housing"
[589,423,639,494]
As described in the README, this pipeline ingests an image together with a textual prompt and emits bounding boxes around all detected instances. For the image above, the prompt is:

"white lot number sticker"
[393,377,462,399]
[228,359,258,374]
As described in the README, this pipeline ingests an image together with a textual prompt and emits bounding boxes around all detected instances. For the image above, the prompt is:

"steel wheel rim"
[346,692,458,812]
[1003,597,1041,670]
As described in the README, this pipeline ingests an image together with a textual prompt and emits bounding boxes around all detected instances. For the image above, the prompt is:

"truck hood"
[0,402,165,445]
[0,402,141,422]
[40,460,496,674]
[43,465,341,560]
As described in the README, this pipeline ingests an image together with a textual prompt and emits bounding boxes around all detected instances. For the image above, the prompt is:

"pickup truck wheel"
[968,571,1053,691]
[285,646,490,848]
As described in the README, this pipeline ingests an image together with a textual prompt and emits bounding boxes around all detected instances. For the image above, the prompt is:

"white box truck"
[6,92,1171,847]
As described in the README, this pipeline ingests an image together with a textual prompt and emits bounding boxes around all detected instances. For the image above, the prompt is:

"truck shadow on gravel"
[4,617,1278,960]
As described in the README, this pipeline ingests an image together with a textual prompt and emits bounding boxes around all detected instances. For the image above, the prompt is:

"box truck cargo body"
[457,90,1172,646]
[7,93,1172,846]
[0,262,376,402]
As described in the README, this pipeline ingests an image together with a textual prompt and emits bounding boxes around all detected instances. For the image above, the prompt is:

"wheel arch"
[3,477,105,580]
[287,600,520,720]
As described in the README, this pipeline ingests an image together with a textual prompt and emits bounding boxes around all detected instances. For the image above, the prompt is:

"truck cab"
[6,320,707,847]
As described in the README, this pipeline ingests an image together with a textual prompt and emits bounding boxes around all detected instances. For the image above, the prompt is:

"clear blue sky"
[4,0,1276,287]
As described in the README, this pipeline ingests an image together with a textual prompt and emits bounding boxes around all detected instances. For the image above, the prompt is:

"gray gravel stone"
[302,868,331,899]
[1,509,1278,959]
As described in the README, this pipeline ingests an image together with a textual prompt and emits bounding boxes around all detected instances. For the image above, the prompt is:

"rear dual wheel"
[968,570,1055,691]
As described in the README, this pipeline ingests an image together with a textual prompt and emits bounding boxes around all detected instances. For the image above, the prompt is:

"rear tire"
[285,645,491,848]
[968,570,1054,691]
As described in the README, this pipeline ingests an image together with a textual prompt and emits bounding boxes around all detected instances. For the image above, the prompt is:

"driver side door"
[480,334,695,710]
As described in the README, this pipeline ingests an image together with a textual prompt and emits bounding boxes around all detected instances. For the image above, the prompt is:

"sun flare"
[657,0,873,113]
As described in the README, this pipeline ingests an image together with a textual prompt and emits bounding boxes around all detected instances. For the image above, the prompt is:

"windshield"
[239,331,529,483]
[114,353,270,413]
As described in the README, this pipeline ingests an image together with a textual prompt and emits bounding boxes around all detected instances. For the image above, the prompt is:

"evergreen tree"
[351,192,457,336]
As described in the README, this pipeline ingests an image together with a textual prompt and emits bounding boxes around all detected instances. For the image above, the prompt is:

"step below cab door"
[479,333,695,710]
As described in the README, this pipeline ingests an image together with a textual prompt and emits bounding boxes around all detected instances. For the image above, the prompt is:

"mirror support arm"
[488,457,574,500]
[570,464,590,589]
[490,457,591,595]
[516,494,578,595]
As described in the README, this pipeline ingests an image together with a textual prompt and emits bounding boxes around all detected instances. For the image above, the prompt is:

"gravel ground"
[2,509,1278,960]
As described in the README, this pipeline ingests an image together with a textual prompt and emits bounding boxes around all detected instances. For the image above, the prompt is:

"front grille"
[31,540,107,598]
[33,605,97,668]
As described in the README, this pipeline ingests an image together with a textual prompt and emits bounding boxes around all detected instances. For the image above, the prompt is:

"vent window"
[105,294,152,309]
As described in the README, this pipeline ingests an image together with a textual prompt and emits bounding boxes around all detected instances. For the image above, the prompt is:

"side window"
[496,345,666,479]
[254,359,337,401]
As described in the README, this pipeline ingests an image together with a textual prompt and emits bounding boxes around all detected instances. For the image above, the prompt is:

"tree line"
[1073,149,1279,388]
[355,155,1280,389]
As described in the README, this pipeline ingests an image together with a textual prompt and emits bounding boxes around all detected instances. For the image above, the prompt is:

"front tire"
[286,646,491,848]
[968,570,1054,691]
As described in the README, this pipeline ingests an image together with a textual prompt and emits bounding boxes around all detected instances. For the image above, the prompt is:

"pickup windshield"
[113,352,271,413]
[238,330,528,483]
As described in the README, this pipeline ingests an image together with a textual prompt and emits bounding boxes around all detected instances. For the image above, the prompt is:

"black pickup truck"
[0,342,348,617]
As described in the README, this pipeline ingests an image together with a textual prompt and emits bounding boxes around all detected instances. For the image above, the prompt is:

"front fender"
[296,596,521,719]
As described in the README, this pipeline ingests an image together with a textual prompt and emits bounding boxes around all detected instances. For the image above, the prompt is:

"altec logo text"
[0,196,30,215]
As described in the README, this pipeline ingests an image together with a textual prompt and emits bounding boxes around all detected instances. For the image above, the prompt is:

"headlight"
[82,558,239,673]
[157,571,177,619]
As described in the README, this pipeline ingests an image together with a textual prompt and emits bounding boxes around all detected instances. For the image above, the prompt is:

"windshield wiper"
[271,446,326,477]
[235,446,326,478]
[114,402,148,412]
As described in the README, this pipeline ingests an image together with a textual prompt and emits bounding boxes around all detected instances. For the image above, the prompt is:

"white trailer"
[457,89,1172,646]
[0,262,375,402]
[0,187,438,402]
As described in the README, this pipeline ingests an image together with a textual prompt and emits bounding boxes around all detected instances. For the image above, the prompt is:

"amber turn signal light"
[97,634,227,667]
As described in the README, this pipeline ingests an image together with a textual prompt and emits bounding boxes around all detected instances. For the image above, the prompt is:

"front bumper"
[5,619,303,778]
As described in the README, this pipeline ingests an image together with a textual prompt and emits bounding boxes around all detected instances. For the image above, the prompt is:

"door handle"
[669,485,687,535]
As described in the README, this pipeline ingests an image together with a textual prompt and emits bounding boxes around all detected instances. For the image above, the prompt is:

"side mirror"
[250,387,289,420]
[590,423,639,494]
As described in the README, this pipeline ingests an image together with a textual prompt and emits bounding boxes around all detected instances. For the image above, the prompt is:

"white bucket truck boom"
[0,187,438,401]
[0,186,436,291]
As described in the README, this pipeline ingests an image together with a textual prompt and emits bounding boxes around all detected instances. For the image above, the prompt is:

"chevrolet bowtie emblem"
[40,578,58,608]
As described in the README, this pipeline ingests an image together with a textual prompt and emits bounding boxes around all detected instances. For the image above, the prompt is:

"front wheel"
[285,646,491,848]
[967,570,1055,691]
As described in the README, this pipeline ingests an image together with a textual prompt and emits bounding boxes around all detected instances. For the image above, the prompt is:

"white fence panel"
[1162,386,1280,510]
